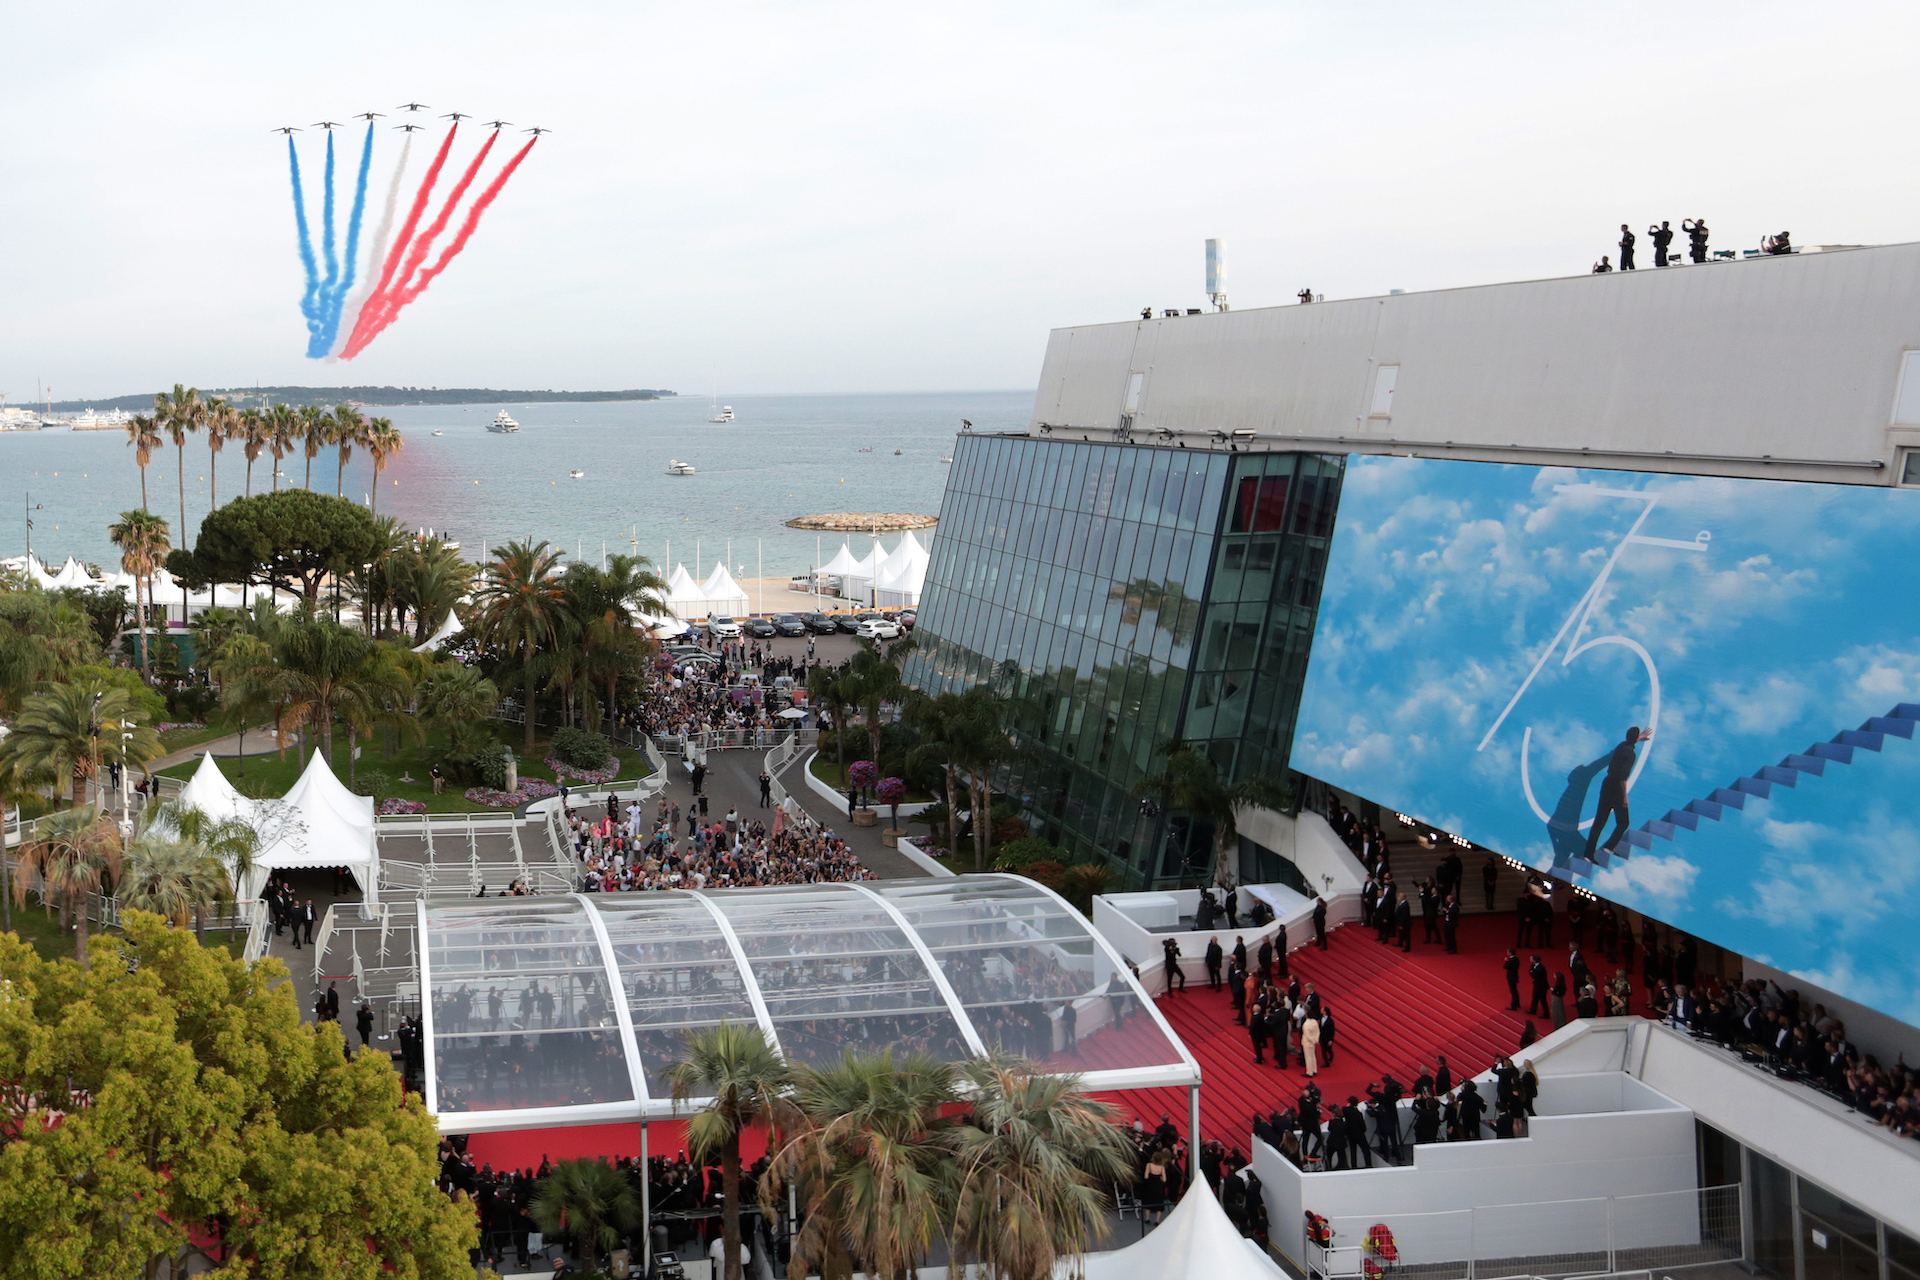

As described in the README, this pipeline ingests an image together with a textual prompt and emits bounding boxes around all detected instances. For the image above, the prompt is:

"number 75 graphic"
[1476,485,1710,829]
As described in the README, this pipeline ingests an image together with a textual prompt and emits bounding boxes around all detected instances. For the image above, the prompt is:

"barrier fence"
[1309,1183,1746,1280]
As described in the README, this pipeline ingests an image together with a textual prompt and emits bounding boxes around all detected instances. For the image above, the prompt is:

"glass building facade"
[904,432,1343,889]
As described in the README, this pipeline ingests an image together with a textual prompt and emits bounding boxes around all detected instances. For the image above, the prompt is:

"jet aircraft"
[270,125,301,135]
[353,111,385,121]
[394,122,425,132]
[397,102,430,112]
[441,111,471,121]
[483,119,513,129]
[523,126,553,135]
[312,120,342,130]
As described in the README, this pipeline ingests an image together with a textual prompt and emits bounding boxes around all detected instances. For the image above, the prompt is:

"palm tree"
[0,682,160,809]
[946,1057,1137,1280]
[332,404,368,497]
[1132,738,1292,886]
[119,835,230,940]
[267,404,300,491]
[529,1158,640,1276]
[561,554,666,730]
[906,690,977,856]
[388,536,471,644]
[472,540,567,751]
[123,413,164,512]
[908,685,1019,872]
[299,404,334,489]
[154,800,261,930]
[153,382,202,548]
[366,417,403,515]
[845,642,909,772]
[109,508,171,678]
[418,663,499,758]
[223,614,404,768]
[807,665,859,775]
[762,1049,958,1280]
[665,1023,791,1280]
[204,395,232,509]
[237,407,268,496]
[12,808,123,970]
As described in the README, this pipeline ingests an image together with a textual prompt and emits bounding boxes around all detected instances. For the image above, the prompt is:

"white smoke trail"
[330,132,412,359]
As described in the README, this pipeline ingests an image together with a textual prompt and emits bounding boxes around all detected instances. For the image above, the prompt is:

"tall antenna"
[1206,239,1228,312]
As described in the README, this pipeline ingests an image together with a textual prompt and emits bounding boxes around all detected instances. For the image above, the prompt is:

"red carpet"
[1095,914,1557,1149]
[466,1119,770,1174]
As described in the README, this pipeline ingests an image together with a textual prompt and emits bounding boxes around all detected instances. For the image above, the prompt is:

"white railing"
[242,898,273,963]
[1307,1183,1746,1280]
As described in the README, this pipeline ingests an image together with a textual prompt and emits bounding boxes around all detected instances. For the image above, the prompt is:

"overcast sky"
[6,0,1916,401]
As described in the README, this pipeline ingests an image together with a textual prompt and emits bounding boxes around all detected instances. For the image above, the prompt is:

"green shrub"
[993,836,1062,871]
[352,769,394,804]
[908,802,949,829]
[477,742,514,790]
[551,726,614,771]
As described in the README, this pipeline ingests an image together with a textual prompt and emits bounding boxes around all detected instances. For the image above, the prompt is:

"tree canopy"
[168,489,384,604]
[0,914,477,1280]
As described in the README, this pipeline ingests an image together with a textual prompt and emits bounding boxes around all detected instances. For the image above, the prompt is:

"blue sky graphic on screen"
[1290,456,1920,1025]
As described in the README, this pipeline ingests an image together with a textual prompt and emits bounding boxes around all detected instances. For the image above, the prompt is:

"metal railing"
[1308,1183,1746,1280]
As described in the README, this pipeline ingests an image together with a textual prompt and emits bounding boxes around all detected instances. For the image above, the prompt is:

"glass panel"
[876,877,1187,1074]
[593,894,759,1101]
[708,884,975,1067]
[425,898,634,1114]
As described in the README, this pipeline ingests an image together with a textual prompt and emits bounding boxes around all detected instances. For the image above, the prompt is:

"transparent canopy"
[419,874,1199,1132]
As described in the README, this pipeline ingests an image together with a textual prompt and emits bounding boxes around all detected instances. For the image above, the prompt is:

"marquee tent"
[165,751,380,907]
[874,529,931,608]
[698,563,750,617]
[1064,1177,1283,1279]
[51,558,97,589]
[411,610,464,652]
[663,563,707,618]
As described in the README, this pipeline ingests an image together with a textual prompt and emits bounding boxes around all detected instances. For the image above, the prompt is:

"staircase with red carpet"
[1100,914,1535,1147]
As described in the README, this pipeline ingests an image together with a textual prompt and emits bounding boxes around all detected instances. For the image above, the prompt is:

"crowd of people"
[1259,1055,1542,1170]
[563,789,876,894]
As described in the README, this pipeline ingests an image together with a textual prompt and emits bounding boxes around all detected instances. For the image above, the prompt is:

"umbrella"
[777,707,807,720]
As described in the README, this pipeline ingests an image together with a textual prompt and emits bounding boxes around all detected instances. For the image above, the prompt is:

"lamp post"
[24,491,43,565]
[87,691,103,815]
[120,731,133,819]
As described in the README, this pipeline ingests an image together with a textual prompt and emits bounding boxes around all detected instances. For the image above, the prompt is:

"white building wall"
[1032,244,1920,484]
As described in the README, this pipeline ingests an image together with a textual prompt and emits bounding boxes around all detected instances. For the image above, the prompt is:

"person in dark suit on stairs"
[1434,1055,1453,1098]
[1230,963,1248,1025]
[1319,1007,1337,1064]
[1528,954,1551,1017]
[1231,935,1247,974]
[1504,949,1522,1010]
[1395,896,1414,952]
[1442,894,1460,954]
[1250,997,1271,1064]
[1275,921,1290,980]
[1313,897,1329,949]
[1205,936,1224,991]
[1421,880,1440,944]
[1257,936,1274,986]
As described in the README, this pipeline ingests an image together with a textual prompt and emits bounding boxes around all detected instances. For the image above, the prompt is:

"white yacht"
[666,459,697,476]
[708,403,734,423]
[487,410,520,434]
[431,429,444,436]
[569,469,585,479]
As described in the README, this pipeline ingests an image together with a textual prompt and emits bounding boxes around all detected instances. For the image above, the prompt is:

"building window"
[1370,364,1399,418]
[1900,449,1920,487]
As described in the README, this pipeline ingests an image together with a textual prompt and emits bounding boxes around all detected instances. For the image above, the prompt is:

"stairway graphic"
[1567,701,1920,877]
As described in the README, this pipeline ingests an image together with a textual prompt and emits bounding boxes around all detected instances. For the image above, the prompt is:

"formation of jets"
[271,107,552,135]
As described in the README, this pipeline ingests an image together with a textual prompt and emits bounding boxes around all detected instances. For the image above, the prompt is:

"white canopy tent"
[411,609,463,652]
[838,538,886,606]
[166,751,379,908]
[51,557,97,589]
[663,563,708,618]
[816,541,863,588]
[699,563,750,617]
[1064,1177,1283,1279]
[874,529,931,608]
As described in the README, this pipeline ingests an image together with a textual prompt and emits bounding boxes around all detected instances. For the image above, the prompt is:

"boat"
[707,374,733,423]
[893,449,903,455]
[940,455,952,463]
[857,446,874,453]
[569,469,585,479]
[432,430,444,436]
[487,411,520,433]
[666,459,697,476]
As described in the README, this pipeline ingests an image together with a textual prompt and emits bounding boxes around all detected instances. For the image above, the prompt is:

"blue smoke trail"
[315,122,375,356]
[310,132,340,357]
[287,136,323,351]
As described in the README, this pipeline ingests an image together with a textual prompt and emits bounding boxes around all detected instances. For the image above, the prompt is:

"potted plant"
[848,760,879,827]
[876,776,907,846]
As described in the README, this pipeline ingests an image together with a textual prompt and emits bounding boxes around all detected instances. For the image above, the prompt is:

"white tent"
[51,557,96,589]
[818,541,863,579]
[22,558,58,589]
[169,752,257,827]
[664,563,708,618]
[411,610,463,652]
[874,529,931,608]
[840,538,887,606]
[700,563,750,618]
[1063,1177,1283,1279]
[248,752,380,906]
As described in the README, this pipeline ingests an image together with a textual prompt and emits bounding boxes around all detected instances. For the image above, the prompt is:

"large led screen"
[1290,455,1920,1024]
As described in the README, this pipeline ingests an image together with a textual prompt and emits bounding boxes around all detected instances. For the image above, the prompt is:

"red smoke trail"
[342,136,537,358]
[359,129,499,336]
[341,124,458,356]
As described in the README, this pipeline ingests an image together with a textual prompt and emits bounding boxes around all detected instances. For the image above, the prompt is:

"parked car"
[666,644,706,658]
[709,616,743,638]
[801,612,839,634]
[897,611,916,632]
[773,614,808,637]
[857,616,903,640]
[744,617,777,638]
[834,613,866,634]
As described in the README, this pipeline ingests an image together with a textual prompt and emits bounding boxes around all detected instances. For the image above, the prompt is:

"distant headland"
[38,386,678,412]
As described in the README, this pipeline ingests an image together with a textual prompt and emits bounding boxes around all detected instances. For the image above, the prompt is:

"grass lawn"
[3,908,245,963]
[807,754,937,804]
[157,717,244,755]
[159,722,651,815]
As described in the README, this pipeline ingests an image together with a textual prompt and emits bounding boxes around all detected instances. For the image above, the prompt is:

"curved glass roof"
[418,874,1199,1132]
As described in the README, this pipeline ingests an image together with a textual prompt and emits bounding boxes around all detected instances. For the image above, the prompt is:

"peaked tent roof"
[412,610,463,652]
[819,542,863,577]
[700,563,749,608]
[844,538,886,582]
[665,563,704,602]
[1065,1176,1284,1279]
[52,558,96,588]
[169,752,255,826]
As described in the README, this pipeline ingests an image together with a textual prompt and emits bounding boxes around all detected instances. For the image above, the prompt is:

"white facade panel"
[1031,243,1920,483]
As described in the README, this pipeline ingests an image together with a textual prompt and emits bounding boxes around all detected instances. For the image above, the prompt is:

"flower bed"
[377,798,428,816]
[156,721,207,734]
[544,754,621,785]
[463,779,561,809]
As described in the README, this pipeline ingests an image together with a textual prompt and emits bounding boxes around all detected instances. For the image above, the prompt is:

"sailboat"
[707,374,733,423]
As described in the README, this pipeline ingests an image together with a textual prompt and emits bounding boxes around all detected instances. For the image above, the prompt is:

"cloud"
[1591,852,1699,903]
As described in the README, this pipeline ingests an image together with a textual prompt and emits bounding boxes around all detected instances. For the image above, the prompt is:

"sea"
[2,389,1033,581]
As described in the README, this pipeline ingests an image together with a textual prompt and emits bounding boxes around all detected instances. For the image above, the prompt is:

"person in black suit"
[1585,726,1651,860]
[1342,1099,1372,1168]
[1434,1055,1453,1099]
[1275,921,1289,980]
[1163,937,1186,991]
[1230,964,1248,1025]
[1618,224,1637,270]
[1504,949,1522,1010]
[356,1001,375,1049]
[1250,998,1270,1064]
[1395,897,1414,952]
[1649,220,1675,267]
[1205,936,1224,991]
[1319,1007,1337,1064]
[1225,885,1240,929]
[325,982,340,1021]
[1569,942,1592,995]
[1442,894,1460,954]
[1256,936,1274,985]
[1231,935,1247,974]
[1312,897,1328,949]
[1420,881,1440,944]
[1528,955,1550,1017]
[303,900,317,946]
